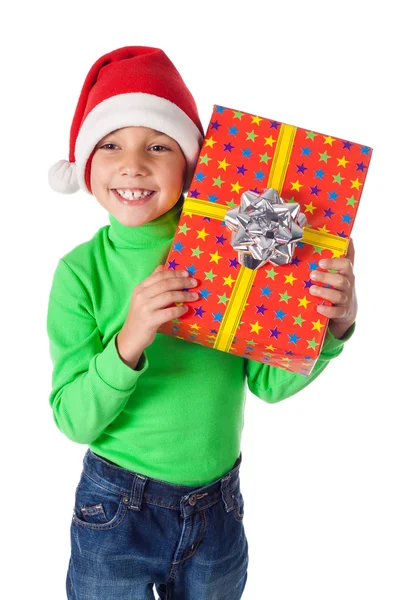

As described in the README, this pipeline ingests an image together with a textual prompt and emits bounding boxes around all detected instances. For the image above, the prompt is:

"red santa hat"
[48,46,204,195]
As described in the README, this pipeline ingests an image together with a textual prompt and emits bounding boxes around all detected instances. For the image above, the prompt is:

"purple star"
[223,142,235,152]
[229,257,240,269]
[324,207,334,219]
[303,279,313,289]
[216,234,227,245]
[270,121,280,129]
[337,230,347,237]
[356,161,366,172]
[269,327,281,339]
[291,256,302,267]
[210,119,221,131]
[168,259,179,270]
[249,186,262,195]
[342,141,353,150]
[296,163,307,174]
[310,185,322,196]
[236,164,247,175]
[256,304,267,315]
[210,328,218,334]
[194,305,206,318]
[189,188,200,198]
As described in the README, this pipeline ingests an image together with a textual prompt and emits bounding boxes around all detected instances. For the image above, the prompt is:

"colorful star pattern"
[158,105,372,375]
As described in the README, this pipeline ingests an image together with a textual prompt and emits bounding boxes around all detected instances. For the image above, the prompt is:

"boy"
[47,46,356,600]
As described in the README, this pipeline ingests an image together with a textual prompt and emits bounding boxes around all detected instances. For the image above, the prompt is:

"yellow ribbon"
[183,124,349,353]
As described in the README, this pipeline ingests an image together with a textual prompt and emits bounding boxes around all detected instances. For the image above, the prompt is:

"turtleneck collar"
[108,196,184,249]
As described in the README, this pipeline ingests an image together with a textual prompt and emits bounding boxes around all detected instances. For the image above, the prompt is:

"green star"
[199,153,212,165]
[319,151,331,163]
[207,336,216,343]
[204,269,217,282]
[312,246,324,254]
[286,196,296,203]
[217,293,230,305]
[233,111,244,119]
[178,223,191,235]
[259,152,271,164]
[191,246,204,258]
[226,199,237,208]
[171,319,181,324]
[246,130,258,142]
[266,267,278,280]
[346,195,358,207]
[293,314,305,326]
[307,338,319,350]
[332,172,345,184]
[213,176,225,188]
[263,352,272,358]
[279,291,292,303]
[246,339,257,346]
[305,131,317,140]
[189,330,200,336]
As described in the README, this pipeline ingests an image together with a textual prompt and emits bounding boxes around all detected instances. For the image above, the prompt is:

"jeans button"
[188,495,197,506]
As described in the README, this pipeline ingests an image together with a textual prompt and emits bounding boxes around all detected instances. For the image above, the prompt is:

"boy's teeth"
[116,189,153,200]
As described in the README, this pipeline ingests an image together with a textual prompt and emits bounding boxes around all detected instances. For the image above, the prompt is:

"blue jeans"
[67,449,248,599]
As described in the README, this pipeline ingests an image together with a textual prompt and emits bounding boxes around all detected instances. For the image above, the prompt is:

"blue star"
[341,213,353,224]
[185,264,198,276]
[310,185,322,196]
[297,241,305,248]
[269,327,281,339]
[207,193,219,203]
[260,285,273,298]
[199,287,211,300]
[342,141,353,150]
[194,305,206,317]
[288,332,301,345]
[274,308,287,321]
[308,260,318,270]
[212,311,224,323]
[296,163,308,174]
[241,147,253,158]
[216,234,227,245]
[314,168,326,179]
[360,146,371,155]
[168,259,179,270]
[173,240,185,253]
[229,257,240,269]
[291,256,302,267]
[210,119,221,131]
[301,146,312,157]
[195,170,206,183]
[270,121,280,129]
[223,142,235,152]
[236,164,247,175]
[324,207,334,219]
[328,190,339,202]
[254,169,266,181]
[228,125,239,136]
[256,304,267,315]
[356,161,367,172]
[215,106,226,114]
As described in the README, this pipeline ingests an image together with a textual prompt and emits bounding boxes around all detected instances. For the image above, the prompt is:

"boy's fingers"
[346,237,355,266]
[140,266,189,289]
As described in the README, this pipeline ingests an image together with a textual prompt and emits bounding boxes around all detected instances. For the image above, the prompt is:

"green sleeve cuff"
[320,321,356,358]
[94,332,149,392]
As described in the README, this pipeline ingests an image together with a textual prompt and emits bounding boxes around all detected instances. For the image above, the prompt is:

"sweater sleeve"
[46,258,149,444]
[245,321,355,404]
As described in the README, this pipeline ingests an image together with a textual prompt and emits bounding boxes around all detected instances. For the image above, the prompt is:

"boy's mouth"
[113,188,156,201]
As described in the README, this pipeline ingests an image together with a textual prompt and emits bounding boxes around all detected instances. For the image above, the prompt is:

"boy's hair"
[48,46,204,196]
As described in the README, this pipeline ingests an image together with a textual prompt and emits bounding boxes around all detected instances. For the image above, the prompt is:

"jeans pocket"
[72,471,128,531]
[232,483,245,523]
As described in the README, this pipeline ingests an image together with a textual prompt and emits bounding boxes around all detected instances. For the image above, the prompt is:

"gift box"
[158,105,372,374]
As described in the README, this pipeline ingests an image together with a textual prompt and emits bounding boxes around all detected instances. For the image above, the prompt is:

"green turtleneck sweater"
[47,199,354,486]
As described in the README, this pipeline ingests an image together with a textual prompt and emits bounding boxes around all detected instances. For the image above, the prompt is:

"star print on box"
[158,105,372,375]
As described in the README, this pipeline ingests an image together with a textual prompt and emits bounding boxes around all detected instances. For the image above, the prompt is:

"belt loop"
[128,474,147,511]
[221,474,234,513]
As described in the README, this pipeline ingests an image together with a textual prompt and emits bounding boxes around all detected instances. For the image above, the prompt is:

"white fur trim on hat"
[48,160,80,194]
[74,93,203,194]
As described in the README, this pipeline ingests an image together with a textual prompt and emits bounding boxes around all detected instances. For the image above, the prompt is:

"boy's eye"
[149,145,169,152]
[100,143,118,150]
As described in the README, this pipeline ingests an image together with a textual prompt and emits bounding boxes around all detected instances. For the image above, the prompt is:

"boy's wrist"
[115,330,145,370]
[328,320,354,340]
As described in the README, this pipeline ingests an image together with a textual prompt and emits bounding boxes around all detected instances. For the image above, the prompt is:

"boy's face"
[90,126,186,227]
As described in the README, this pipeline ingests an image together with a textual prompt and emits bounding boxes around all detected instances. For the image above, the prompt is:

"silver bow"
[225,188,307,270]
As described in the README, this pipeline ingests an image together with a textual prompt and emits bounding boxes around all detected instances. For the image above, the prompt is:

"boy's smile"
[90,126,187,227]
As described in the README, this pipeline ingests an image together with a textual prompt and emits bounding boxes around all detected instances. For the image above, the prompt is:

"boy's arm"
[245,322,355,404]
[46,258,149,444]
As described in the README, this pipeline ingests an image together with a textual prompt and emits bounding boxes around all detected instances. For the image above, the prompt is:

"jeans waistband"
[82,449,242,519]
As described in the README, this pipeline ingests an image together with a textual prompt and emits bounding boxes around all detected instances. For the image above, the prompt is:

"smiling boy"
[47,46,356,600]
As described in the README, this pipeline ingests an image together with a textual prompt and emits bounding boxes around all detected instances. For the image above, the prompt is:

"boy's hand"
[116,266,198,368]
[308,238,357,340]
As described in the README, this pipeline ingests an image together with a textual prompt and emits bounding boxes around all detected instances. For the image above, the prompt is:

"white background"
[2,0,399,598]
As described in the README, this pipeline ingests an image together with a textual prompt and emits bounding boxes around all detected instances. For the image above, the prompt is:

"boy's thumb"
[154,264,165,273]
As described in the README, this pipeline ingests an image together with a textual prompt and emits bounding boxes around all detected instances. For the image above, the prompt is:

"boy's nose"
[119,153,150,177]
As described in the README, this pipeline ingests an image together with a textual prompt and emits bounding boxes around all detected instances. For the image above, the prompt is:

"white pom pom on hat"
[48,46,204,195]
